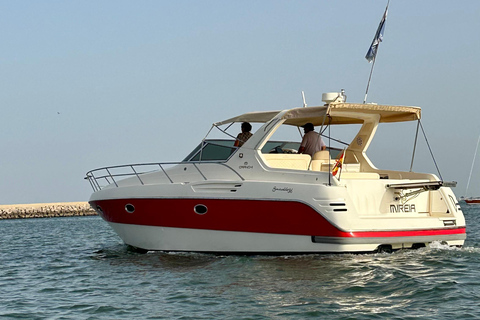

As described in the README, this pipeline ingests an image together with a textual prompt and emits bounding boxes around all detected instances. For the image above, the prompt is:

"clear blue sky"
[1,0,479,204]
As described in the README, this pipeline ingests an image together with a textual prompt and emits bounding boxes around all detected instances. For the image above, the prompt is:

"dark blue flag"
[366,5,388,62]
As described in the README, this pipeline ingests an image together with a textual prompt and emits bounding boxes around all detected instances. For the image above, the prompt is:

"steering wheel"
[269,146,285,153]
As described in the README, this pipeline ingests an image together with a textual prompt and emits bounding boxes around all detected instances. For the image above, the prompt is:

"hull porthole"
[194,204,208,215]
[125,204,135,213]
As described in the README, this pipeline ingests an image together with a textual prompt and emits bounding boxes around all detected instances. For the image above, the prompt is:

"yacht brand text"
[272,186,293,194]
[390,204,416,213]
[239,162,253,169]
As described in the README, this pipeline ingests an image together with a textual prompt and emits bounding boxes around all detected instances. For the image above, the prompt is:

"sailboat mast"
[466,135,480,196]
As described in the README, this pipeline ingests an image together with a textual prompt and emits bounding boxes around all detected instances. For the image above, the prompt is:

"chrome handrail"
[85,161,244,192]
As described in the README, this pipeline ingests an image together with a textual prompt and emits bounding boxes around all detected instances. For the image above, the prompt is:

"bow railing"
[85,161,244,192]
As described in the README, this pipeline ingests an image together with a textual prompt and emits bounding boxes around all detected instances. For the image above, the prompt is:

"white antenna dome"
[322,92,345,104]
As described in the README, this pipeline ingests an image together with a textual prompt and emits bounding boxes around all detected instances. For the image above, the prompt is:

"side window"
[183,140,236,161]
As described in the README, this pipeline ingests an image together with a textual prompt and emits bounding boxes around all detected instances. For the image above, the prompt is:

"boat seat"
[311,151,333,171]
[313,150,331,161]
[262,154,312,170]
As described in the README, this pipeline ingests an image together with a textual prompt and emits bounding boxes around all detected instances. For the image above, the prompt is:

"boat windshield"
[183,139,319,162]
[183,140,236,162]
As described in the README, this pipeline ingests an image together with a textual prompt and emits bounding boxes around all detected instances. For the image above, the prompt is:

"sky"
[1,0,479,204]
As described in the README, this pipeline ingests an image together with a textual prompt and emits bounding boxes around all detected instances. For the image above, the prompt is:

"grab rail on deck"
[85,161,244,192]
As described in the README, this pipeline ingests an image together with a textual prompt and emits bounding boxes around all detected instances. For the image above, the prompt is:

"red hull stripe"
[347,228,465,238]
[90,198,466,238]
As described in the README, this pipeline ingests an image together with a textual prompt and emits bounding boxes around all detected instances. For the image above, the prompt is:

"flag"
[365,4,388,62]
[332,150,345,177]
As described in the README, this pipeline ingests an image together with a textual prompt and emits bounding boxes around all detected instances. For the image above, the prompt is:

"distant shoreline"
[0,202,97,220]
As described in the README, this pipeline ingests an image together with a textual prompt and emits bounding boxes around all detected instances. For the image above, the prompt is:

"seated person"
[234,122,253,147]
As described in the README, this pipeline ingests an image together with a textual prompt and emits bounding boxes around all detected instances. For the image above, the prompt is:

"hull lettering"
[390,204,416,213]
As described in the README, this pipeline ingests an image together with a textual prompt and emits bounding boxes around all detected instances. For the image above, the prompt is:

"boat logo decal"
[356,136,363,146]
[390,204,416,213]
[239,162,253,169]
[272,186,293,194]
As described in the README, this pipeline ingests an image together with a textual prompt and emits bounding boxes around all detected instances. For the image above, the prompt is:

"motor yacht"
[86,92,466,253]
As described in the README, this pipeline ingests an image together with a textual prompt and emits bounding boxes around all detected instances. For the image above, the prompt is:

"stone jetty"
[0,202,97,220]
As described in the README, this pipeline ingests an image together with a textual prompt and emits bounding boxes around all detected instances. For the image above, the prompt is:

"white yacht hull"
[90,192,466,253]
[108,222,464,254]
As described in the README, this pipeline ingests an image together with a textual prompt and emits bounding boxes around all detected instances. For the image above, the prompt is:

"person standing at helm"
[298,122,326,157]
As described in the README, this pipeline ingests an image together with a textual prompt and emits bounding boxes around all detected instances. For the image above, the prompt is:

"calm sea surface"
[1,205,479,320]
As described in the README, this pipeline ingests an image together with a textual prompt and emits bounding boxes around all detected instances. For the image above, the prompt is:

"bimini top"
[214,103,422,127]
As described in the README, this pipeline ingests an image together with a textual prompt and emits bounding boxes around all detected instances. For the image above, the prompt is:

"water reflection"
[93,246,220,271]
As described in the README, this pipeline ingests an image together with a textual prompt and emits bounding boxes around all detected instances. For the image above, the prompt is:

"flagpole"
[363,0,389,104]
[363,56,377,104]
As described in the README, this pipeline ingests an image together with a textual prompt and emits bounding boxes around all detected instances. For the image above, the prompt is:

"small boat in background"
[465,198,480,204]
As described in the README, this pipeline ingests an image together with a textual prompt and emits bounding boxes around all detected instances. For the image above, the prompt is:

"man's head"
[241,122,252,133]
[302,123,314,133]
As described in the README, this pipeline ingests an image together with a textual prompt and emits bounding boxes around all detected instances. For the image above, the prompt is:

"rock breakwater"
[0,202,97,220]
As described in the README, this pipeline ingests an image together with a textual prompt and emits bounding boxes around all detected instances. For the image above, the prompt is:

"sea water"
[0,205,479,320]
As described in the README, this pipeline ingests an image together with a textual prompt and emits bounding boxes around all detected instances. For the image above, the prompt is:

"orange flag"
[332,150,345,176]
